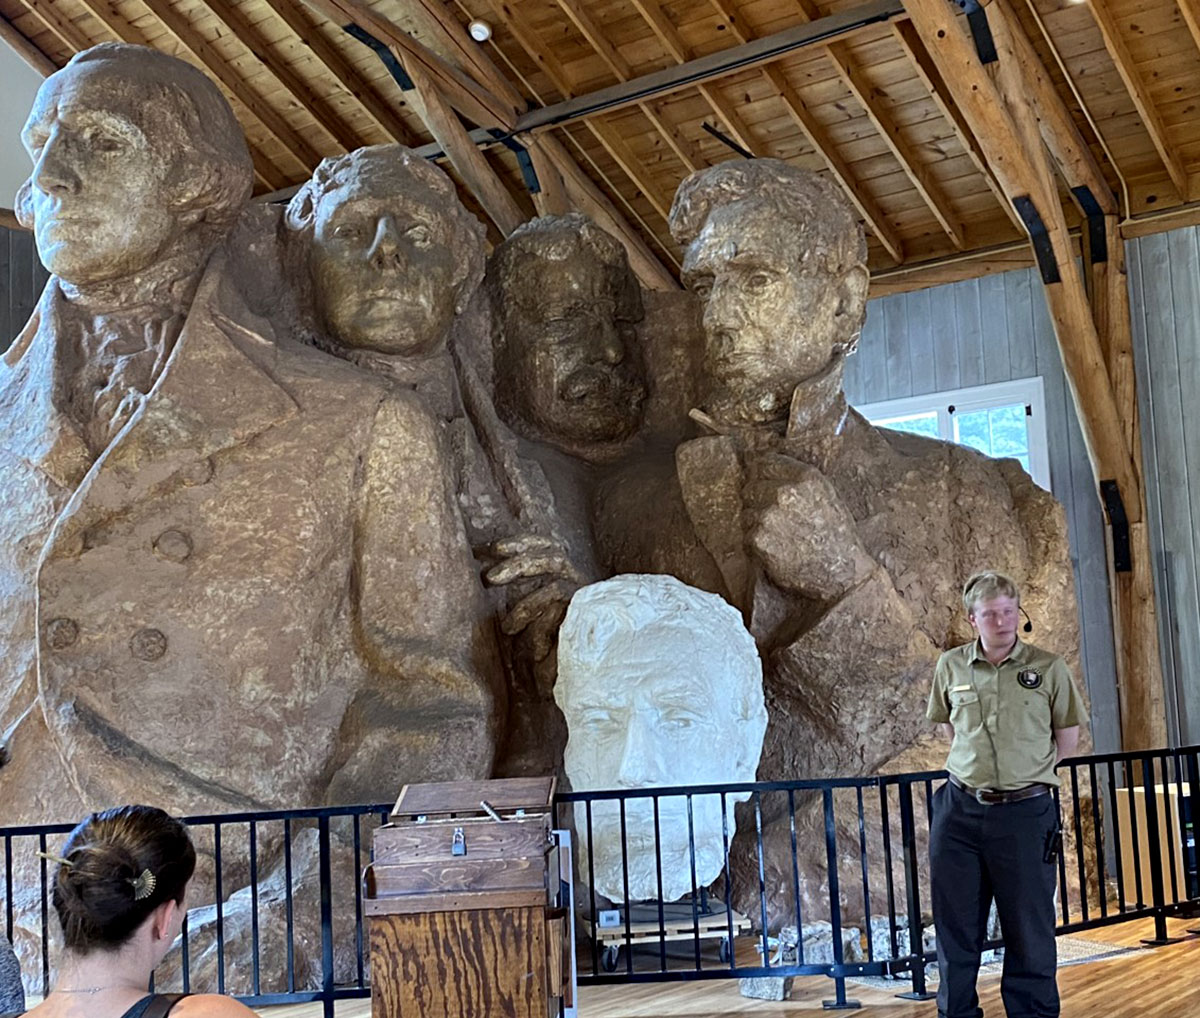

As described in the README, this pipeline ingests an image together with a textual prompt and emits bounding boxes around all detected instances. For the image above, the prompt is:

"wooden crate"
[366,777,571,1018]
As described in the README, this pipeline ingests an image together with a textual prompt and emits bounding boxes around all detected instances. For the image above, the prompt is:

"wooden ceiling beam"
[701,0,903,258]
[203,0,363,155]
[991,0,1116,216]
[300,0,517,131]
[513,0,904,132]
[405,61,525,235]
[891,20,1024,232]
[551,0,701,171]
[258,0,417,147]
[826,41,965,248]
[1084,0,1188,199]
[12,0,90,54]
[626,0,764,156]
[0,11,56,75]
[139,0,324,173]
[406,0,682,285]
[764,63,905,262]
[520,132,570,216]
[1176,0,1200,77]
[481,0,680,225]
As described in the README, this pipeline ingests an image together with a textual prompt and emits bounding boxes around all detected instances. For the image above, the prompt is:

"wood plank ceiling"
[3,0,1200,290]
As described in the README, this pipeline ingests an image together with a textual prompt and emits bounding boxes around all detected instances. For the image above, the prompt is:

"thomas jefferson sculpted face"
[287,146,485,356]
[16,44,251,287]
[670,160,869,427]
[488,215,646,455]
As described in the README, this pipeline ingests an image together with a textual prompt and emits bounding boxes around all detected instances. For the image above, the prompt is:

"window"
[854,377,1051,491]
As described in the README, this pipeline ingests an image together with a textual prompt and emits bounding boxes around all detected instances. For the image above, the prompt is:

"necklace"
[55,985,141,994]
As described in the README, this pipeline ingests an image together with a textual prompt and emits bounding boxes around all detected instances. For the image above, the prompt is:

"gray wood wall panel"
[1129,228,1200,745]
[847,269,1121,752]
[0,225,48,352]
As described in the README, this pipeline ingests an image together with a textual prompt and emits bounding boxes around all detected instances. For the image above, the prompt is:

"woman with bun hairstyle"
[26,805,254,1018]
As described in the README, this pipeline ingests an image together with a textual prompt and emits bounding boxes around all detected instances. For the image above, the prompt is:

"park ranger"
[927,570,1085,1018]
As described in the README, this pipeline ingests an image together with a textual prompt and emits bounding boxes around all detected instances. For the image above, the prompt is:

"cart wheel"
[602,945,620,972]
[719,937,732,963]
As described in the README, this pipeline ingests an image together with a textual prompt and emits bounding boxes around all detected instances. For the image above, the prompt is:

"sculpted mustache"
[559,365,645,404]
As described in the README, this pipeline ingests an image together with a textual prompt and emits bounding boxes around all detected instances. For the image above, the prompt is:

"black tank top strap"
[121,994,191,1018]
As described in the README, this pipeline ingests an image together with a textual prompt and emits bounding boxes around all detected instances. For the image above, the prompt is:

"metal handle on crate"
[451,826,466,856]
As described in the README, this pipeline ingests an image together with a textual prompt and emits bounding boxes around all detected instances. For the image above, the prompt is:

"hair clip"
[129,869,156,901]
[35,850,74,868]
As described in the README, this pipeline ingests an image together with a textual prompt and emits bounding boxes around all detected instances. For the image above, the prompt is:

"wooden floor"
[257,917,1200,1017]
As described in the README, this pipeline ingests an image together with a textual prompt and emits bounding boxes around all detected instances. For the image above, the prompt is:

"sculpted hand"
[742,453,877,599]
[484,534,583,661]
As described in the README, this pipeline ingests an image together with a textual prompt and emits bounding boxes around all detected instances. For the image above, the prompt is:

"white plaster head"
[555,574,768,902]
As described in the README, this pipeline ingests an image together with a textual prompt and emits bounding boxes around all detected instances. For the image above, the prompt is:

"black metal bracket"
[342,23,415,91]
[952,0,997,64]
[1100,479,1132,572]
[701,121,755,159]
[1072,185,1108,265]
[488,129,542,194]
[1012,196,1061,285]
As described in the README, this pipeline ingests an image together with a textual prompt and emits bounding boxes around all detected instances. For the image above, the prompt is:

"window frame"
[854,377,1051,491]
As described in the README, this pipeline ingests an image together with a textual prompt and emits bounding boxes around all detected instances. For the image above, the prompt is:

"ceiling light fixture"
[468,18,492,41]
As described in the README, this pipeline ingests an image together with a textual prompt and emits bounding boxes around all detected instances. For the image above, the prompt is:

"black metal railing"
[2,744,1197,1013]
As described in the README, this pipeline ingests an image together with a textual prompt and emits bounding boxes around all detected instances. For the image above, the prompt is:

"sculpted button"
[130,628,168,661]
[44,618,79,650]
[179,457,215,487]
[154,529,193,562]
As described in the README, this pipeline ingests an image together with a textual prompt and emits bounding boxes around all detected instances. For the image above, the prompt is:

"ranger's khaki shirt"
[926,638,1085,790]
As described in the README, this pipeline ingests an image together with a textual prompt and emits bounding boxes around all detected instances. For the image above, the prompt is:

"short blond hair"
[962,571,1019,615]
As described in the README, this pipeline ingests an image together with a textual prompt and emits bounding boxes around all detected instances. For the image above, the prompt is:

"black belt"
[948,772,1052,805]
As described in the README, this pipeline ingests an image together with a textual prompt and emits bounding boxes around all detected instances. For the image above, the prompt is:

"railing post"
[820,788,860,1010]
[1139,754,1183,946]
[895,780,935,1001]
[319,815,336,1018]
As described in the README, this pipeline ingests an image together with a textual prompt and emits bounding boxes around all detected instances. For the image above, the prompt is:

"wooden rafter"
[1085,0,1188,199]
[521,133,570,216]
[480,0,678,224]
[826,41,965,248]
[300,0,518,131]
[204,0,363,155]
[258,0,418,147]
[405,61,525,235]
[0,11,55,74]
[1177,0,1200,68]
[763,63,904,262]
[903,0,1164,749]
[406,0,681,284]
[699,0,906,260]
[991,0,1116,216]
[891,20,1023,232]
[12,0,90,53]
[625,0,765,156]
[550,0,701,172]
[138,0,324,173]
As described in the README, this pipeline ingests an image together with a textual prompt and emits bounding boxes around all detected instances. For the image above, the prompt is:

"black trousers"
[930,780,1060,1018]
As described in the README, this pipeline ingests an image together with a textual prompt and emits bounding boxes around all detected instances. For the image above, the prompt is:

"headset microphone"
[1020,606,1033,634]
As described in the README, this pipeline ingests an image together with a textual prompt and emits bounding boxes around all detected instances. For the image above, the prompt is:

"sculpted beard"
[558,362,646,430]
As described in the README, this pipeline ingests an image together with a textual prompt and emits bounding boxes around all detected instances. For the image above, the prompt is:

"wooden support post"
[903,0,1166,748]
[1083,215,1166,750]
[521,136,570,217]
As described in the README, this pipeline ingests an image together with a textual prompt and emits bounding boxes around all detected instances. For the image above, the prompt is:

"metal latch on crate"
[451,826,466,856]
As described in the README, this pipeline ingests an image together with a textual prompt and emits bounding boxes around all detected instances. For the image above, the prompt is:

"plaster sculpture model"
[555,574,768,902]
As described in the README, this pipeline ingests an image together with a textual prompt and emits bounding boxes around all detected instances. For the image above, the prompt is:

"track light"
[468,18,492,42]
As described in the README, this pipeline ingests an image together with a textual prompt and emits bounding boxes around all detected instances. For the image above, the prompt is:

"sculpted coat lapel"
[4,248,498,818]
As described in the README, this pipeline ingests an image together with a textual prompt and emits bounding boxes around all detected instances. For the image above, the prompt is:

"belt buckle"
[975,787,995,805]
